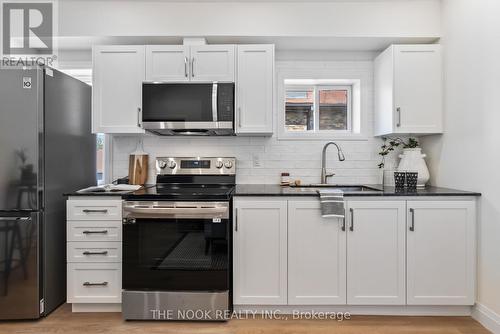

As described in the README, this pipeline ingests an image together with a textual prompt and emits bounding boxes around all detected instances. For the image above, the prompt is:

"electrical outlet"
[252,154,262,168]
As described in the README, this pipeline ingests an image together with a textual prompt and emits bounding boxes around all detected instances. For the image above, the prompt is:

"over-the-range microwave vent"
[145,128,235,136]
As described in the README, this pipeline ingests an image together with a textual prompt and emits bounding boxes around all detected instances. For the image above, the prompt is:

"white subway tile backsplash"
[111,60,387,185]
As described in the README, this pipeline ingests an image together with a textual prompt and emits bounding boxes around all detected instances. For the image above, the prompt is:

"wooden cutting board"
[128,154,148,185]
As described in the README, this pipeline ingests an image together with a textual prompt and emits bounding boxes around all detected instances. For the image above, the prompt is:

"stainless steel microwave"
[142,82,235,136]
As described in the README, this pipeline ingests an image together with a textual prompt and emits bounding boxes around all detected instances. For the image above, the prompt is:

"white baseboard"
[473,303,500,333]
[71,303,122,313]
[234,305,472,316]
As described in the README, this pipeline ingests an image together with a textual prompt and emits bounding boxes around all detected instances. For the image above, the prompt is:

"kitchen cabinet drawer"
[67,221,122,242]
[67,263,121,303]
[67,200,122,221]
[67,241,121,263]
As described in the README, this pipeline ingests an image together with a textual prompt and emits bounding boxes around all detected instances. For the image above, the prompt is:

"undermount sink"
[290,184,382,192]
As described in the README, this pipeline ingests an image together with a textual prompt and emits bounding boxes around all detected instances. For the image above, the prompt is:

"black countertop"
[65,184,481,198]
[233,184,481,197]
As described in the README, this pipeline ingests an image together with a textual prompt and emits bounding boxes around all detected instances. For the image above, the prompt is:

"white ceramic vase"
[397,148,430,187]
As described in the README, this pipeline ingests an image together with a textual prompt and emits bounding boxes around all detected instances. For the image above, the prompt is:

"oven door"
[122,201,230,292]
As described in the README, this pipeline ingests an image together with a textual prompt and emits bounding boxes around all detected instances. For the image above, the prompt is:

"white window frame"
[285,84,353,133]
[276,61,369,141]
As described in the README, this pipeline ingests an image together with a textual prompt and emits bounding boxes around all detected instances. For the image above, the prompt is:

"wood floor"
[0,304,490,334]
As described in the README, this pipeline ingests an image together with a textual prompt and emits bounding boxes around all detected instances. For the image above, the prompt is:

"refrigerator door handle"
[0,217,31,221]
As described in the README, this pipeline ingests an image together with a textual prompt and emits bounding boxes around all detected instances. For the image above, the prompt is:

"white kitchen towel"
[318,189,345,218]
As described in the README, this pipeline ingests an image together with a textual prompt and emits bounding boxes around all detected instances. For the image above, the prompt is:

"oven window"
[142,83,214,122]
[123,217,229,291]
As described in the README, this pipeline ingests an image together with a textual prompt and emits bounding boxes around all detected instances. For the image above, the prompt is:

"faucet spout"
[321,142,346,184]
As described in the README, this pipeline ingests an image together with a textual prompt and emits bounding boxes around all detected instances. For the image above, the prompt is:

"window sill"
[277,132,369,141]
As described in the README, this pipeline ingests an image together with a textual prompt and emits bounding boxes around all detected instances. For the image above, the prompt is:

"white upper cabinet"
[374,44,443,136]
[145,45,190,82]
[288,200,346,305]
[406,200,476,305]
[233,198,287,305]
[236,45,274,135]
[92,45,145,134]
[346,201,406,305]
[190,45,235,82]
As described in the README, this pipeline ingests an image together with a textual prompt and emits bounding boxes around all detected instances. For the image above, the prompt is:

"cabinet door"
[92,45,145,134]
[393,44,442,134]
[346,200,406,305]
[236,45,274,135]
[407,200,475,305]
[233,199,287,305]
[288,200,346,305]
[145,45,190,82]
[190,45,235,82]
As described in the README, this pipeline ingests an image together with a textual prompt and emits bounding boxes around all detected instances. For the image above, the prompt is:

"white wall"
[58,0,440,38]
[112,59,395,185]
[420,0,500,324]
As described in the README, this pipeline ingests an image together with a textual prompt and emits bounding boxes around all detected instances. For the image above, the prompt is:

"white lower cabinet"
[346,200,406,305]
[233,198,287,305]
[233,197,476,309]
[67,263,122,304]
[288,200,346,305]
[66,197,123,311]
[406,200,476,305]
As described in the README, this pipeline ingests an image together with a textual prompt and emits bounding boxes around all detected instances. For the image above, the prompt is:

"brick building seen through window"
[285,86,351,132]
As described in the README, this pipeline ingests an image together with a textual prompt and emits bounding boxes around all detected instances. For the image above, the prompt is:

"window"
[285,84,352,133]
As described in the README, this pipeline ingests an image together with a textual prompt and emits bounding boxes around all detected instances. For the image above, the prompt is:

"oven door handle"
[125,207,228,215]
[123,207,229,217]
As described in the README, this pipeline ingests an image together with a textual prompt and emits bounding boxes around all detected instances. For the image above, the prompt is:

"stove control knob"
[224,160,233,169]
[215,161,224,169]
[167,161,177,169]
[158,160,167,169]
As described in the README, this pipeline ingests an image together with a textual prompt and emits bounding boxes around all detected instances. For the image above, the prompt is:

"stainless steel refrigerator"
[0,67,95,319]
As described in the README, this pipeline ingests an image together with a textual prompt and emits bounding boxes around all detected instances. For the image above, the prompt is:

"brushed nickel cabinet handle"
[137,107,142,128]
[341,217,346,232]
[409,208,415,231]
[82,230,108,235]
[396,107,401,127]
[184,57,188,78]
[82,251,108,256]
[234,209,238,232]
[82,209,108,214]
[349,208,354,231]
[83,281,108,287]
[191,58,195,77]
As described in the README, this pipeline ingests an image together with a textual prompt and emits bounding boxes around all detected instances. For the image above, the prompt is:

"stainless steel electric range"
[121,157,235,321]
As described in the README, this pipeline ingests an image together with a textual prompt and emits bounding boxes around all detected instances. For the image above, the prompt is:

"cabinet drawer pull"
[82,209,108,214]
[184,56,188,78]
[396,107,401,127]
[409,208,415,231]
[83,281,108,287]
[82,230,108,235]
[191,58,195,77]
[341,217,346,232]
[349,208,354,231]
[82,251,109,256]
